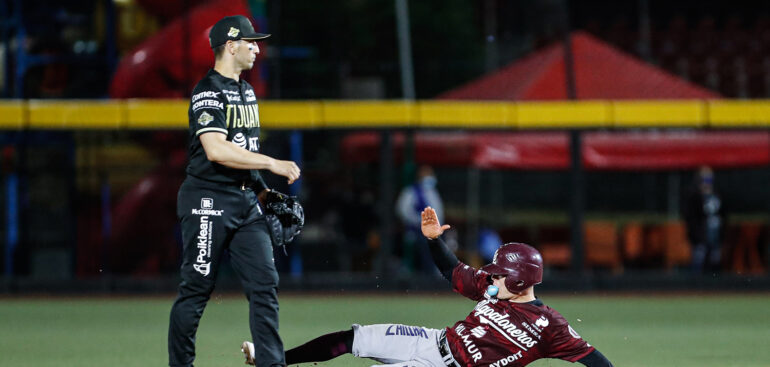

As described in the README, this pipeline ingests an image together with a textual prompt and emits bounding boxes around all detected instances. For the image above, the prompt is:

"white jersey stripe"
[479,315,529,351]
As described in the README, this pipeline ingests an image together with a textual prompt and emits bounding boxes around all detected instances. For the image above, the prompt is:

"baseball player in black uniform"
[168,15,300,367]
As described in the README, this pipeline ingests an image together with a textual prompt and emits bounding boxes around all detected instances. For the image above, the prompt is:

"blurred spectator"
[683,166,727,273]
[396,165,444,274]
[478,227,503,263]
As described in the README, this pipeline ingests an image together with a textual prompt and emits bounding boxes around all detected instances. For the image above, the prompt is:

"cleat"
[241,341,255,365]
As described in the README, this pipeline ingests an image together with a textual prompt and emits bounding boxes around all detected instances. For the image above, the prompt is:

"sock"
[285,329,354,365]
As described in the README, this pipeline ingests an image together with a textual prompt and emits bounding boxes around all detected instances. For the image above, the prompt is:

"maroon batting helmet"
[481,242,543,293]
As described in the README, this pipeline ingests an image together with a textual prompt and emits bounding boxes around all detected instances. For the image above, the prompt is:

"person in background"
[396,165,444,274]
[683,166,727,274]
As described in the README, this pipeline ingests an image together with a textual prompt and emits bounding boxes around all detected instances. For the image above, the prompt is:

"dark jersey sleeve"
[545,316,595,362]
[190,87,228,137]
[451,262,491,302]
[578,349,613,367]
[427,238,459,282]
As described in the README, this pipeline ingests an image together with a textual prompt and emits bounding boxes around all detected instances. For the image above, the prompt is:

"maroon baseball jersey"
[445,263,594,367]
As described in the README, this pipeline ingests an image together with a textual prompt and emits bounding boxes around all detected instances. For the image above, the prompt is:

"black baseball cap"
[209,15,270,48]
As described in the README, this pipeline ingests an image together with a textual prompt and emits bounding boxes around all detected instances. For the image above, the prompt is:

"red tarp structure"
[340,131,770,170]
[342,32,752,170]
[439,31,720,100]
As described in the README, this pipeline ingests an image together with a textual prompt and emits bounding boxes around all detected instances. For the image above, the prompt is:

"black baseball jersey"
[186,69,264,184]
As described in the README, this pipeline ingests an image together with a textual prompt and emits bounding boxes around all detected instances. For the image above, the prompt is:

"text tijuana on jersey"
[226,104,260,129]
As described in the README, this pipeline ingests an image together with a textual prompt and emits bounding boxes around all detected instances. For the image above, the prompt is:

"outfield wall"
[1,99,770,129]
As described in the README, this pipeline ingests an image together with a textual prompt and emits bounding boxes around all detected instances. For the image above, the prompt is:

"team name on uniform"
[474,301,538,350]
[226,104,260,129]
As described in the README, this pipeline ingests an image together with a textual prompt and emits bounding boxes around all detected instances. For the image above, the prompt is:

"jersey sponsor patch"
[232,132,247,149]
[535,316,549,328]
[470,326,487,338]
[490,352,523,367]
[192,198,223,216]
[194,215,213,276]
[222,90,241,102]
[192,90,221,102]
[198,111,214,126]
[244,89,256,102]
[192,99,224,112]
[455,324,483,363]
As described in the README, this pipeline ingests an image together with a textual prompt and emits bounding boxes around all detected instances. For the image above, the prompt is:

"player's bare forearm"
[200,132,300,183]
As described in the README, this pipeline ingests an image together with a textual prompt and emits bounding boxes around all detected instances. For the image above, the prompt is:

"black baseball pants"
[169,176,284,367]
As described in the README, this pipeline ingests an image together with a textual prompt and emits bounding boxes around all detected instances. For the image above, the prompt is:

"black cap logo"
[209,15,270,48]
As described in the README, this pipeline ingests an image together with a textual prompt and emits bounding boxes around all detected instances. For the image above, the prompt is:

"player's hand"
[421,206,450,240]
[271,159,301,184]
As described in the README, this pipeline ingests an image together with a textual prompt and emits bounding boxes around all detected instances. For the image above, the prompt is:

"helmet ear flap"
[504,271,528,293]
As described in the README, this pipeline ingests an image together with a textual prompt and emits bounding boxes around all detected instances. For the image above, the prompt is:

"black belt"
[438,330,461,367]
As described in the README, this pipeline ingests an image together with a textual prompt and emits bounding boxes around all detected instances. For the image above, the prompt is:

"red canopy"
[341,131,770,170]
[341,31,749,171]
[439,31,720,100]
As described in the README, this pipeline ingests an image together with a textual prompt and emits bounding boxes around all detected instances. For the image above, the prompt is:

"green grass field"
[1,293,769,367]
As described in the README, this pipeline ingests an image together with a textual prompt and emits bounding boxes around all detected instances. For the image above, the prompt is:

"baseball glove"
[261,189,304,248]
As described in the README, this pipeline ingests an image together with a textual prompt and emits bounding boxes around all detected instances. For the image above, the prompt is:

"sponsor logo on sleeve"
[198,111,214,126]
[192,91,220,101]
[192,99,224,112]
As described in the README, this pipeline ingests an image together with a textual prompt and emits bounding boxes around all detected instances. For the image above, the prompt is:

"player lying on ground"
[242,207,613,366]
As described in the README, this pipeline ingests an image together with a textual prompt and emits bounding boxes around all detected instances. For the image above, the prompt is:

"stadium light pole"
[373,0,416,278]
[395,0,416,99]
[561,0,585,274]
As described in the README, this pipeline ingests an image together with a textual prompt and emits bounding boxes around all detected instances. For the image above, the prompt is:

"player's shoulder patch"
[198,111,214,126]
